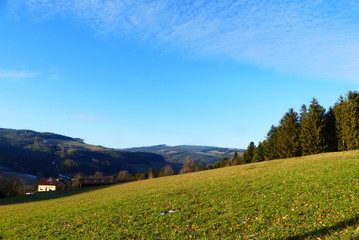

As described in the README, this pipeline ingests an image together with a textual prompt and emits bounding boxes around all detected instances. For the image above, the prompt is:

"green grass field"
[0,151,358,239]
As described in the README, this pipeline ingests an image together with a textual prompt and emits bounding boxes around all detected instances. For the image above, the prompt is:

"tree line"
[237,91,359,163]
[71,158,234,189]
[70,165,177,188]
[0,176,35,198]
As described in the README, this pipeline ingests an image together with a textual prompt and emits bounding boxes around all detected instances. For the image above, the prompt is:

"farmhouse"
[79,178,117,188]
[37,177,67,192]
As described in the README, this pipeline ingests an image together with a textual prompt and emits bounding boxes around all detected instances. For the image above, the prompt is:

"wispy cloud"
[44,67,63,81]
[0,69,37,81]
[9,0,359,83]
[0,67,62,82]
[63,114,105,122]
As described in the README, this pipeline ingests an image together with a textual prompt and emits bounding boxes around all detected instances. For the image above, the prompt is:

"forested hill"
[0,128,178,177]
[124,145,244,164]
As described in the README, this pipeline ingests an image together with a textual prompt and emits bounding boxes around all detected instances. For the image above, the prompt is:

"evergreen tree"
[220,157,229,167]
[262,125,280,160]
[201,163,207,170]
[277,108,300,158]
[230,151,240,165]
[242,142,256,163]
[334,95,347,150]
[212,161,221,169]
[333,91,359,150]
[324,107,338,152]
[134,173,147,180]
[299,98,326,156]
[193,161,201,171]
[252,141,265,162]
[299,104,307,119]
[207,164,214,170]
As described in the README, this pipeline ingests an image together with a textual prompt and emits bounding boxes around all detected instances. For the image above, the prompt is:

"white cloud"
[0,67,63,82]
[8,0,359,83]
[44,67,63,81]
[0,69,37,81]
[63,114,105,122]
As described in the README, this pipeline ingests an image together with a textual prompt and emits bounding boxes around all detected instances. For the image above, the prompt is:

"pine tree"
[333,91,359,150]
[252,141,265,162]
[212,161,221,169]
[201,163,207,170]
[230,151,240,165]
[220,157,229,167]
[243,142,256,163]
[193,161,201,171]
[135,173,147,180]
[262,125,280,160]
[299,98,326,156]
[345,92,359,149]
[277,108,300,158]
[324,107,338,152]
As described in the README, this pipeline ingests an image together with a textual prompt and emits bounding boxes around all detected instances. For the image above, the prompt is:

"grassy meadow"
[0,151,358,239]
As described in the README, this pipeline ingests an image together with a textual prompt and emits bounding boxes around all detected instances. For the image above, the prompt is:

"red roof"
[37,178,62,186]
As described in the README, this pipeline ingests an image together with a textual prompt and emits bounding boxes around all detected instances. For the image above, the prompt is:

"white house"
[37,177,66,192]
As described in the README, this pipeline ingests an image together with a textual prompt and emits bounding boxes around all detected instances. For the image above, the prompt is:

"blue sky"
[0,1,358,149]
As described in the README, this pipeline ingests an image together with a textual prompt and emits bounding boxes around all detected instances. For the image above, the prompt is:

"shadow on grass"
[286,214,358,240]
[0,184,117,206]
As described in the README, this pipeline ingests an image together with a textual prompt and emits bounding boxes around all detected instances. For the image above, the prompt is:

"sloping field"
[0,151,358,239]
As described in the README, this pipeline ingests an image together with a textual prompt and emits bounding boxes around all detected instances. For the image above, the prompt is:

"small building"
[37,177,67,192]
[79,178,117,188]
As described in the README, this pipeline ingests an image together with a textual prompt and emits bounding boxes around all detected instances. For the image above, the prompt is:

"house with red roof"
[37,177,67,192]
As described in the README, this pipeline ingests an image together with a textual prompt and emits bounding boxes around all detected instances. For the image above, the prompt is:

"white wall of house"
[38,185,56,192]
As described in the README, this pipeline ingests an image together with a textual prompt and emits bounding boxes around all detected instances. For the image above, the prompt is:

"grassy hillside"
[125,144,244,164]
[0,128,178,177]
[0,151,358,239]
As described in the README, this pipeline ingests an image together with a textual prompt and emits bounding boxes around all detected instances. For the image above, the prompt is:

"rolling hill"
[0,128,180,177]
[0,150,357,239]
[125,144,244,164]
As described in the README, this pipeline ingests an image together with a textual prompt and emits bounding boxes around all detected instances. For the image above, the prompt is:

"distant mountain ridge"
[0,128,180,177]
[124,144,244,164]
